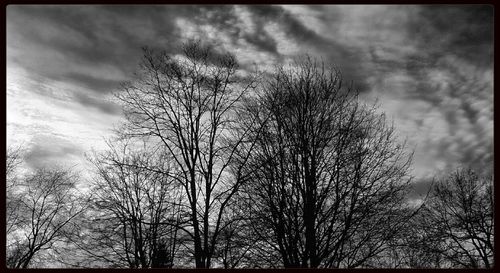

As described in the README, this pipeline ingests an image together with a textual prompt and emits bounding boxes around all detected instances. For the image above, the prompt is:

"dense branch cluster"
[6,42,494,268]
[239,58,413,268]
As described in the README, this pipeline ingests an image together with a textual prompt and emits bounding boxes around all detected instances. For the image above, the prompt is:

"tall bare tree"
[115,41,259,268]
[240,57,414,268]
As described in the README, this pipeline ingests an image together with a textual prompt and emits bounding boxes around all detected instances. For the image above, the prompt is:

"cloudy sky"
[6,5,493,195]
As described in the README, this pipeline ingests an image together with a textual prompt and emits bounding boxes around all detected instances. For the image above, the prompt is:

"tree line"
[5,41,494,268]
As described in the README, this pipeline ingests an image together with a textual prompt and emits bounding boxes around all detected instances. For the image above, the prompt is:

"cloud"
[63,72,123,94]
[407,5,493,68]
[6,5,493,184]
[189,5,277,53]
[407,178,435,200]
[73,92,122,115]
[23,134,84,170]
[7,5,188,94]
[320,5,495,178]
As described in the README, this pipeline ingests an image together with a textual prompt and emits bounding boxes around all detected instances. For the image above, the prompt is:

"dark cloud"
[246,5,336,54]
[73,92,122,115]
[6,5,363,93]
[241,32,278,56]
[408,178,434,200]
[246,5,368,92]
[365,5,494,179]
[364,5,493,104]
[191,5,280,56]
[7,5,188,94]
[24,134,83,170]
[246,5,337,44]
[63,72,122,94]
[408,5,493,68]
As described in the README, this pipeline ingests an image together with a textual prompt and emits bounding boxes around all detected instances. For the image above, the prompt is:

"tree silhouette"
[239,57,414,268]
[115,41,260,268]
[6,42,491,269]
[422,169,493,268]
[76,139,183,268]
[6,167,85,268]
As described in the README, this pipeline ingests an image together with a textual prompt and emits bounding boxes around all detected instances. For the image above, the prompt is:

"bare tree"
[72,139,184,268]
[210,194,261,269]
[361,204,445,268]
[6,167,85,268]
[7,145,23,177]
[422,168,494,268]
[240,57,414,268]
[115,41,259,268]
[6,145,24,237]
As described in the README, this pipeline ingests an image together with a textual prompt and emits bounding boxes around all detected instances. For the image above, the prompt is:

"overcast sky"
[6,5,493,195]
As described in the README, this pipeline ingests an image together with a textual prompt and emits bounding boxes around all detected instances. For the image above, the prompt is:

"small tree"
[6,145,23,176]
[79,139,183,268]
[6,167,84,268]
[6,145,24,237]
[423,168,494,268]
[365,205,446,268]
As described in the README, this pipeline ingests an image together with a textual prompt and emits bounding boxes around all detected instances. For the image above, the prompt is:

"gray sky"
[6,5,493,196]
